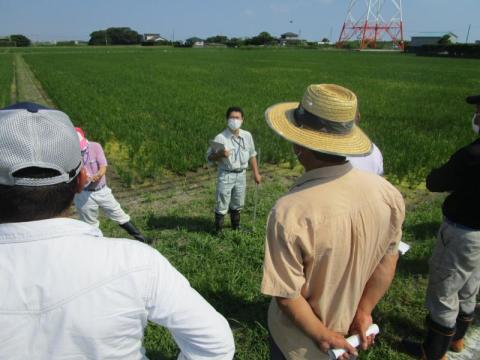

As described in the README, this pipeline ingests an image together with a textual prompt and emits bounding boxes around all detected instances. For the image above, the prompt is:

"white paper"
[209,140,225,152]
[399,241,410,255]
[327,324,380,359]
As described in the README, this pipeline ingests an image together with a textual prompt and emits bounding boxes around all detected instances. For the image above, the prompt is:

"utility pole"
[466,24,471,44]
[104,30,108,46]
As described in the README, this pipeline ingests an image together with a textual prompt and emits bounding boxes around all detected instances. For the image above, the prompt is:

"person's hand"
[349,309,374,351]
[222,149,231,158]
[317,329,358,359]
[91,174,101,182]
[254,172,262,185]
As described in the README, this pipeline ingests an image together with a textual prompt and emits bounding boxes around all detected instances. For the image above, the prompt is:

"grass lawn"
[98,164,446,359]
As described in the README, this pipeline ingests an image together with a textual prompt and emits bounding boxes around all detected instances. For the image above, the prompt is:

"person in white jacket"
[346,112,384,176]
[0,102,235,360]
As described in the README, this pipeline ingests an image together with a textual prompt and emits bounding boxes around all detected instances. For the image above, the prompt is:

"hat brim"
[265,102,373,157]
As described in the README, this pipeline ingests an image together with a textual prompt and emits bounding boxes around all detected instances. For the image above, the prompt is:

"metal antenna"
[337,0,404,50]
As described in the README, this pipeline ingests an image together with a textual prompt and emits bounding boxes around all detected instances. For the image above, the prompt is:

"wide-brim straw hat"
[265,84,372,157]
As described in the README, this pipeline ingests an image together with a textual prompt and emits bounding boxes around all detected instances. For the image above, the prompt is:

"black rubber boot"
[450,312,475,352]
[119,221,151,244]
[230,209,241,230]
[214,213,225,234]
[401,315,454,360]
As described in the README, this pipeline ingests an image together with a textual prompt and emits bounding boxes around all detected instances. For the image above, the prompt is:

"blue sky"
[0,0,479,43]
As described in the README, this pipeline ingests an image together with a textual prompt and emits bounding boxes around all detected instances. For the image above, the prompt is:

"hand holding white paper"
[398,241,410,255]
[209,140,226,152]
[327,324,380,359]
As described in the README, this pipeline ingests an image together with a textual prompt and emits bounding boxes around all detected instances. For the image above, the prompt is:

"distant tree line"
[0,28,333,48]
[409,43,480,59]
[0,34,31,47]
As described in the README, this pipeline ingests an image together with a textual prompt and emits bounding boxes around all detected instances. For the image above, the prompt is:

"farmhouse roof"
[411,32,458,39]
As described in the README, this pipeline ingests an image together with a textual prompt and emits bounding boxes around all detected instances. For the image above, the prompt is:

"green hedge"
[409,44,480,58]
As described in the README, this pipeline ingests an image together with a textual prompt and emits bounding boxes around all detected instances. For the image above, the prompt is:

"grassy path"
[13,54,55,107]
[14,54,479,359]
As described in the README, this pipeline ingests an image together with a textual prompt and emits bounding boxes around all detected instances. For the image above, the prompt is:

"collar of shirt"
[0,218,103,244]
[291,162,353,190]
[223,128,245,140]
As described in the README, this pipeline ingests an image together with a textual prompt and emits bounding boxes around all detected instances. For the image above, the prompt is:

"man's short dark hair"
[311,151,346,163]
[0,167,77,223]
[226,106,244,119]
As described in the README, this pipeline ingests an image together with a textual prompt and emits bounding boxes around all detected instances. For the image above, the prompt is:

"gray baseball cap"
[0,102,82,186]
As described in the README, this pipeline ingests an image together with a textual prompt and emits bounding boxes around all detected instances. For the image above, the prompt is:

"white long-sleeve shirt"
[0,218,235,360]
[347,143,384,176]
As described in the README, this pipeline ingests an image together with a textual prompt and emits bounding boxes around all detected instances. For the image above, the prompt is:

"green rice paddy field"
[14,47,480,184]
[0,54,13,107]
[1,47,480,359]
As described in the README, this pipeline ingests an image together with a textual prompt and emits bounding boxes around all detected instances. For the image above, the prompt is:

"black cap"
[466,95,480,105]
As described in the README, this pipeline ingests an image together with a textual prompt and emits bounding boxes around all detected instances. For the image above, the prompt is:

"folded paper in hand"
[399,241,410,255]
[209,140,226,152]
[328,324,380,359]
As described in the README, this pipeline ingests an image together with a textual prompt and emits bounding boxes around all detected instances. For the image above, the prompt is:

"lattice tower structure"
[338,0,404,50]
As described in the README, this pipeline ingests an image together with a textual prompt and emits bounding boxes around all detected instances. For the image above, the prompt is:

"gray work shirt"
[207,129,257,171]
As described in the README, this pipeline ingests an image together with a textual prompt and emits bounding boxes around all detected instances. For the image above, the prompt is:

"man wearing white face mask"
[207,106,261,233]
[402,94,480,359]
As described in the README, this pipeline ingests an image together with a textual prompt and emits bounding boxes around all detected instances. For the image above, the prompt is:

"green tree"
[226,37,244,48]
[206,35,228,44]
[89,27,140,45]
[10,34,31,47]
[247,32,276,46]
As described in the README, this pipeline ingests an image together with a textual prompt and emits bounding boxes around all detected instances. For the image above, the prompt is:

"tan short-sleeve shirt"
[261,163,405,360]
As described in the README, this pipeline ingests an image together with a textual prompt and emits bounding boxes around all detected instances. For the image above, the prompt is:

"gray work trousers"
[214,170,246,215]
[426,220,480,328]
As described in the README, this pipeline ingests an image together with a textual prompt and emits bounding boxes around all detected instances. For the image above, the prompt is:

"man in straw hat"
[0,102,235,360]
[402,94,480,360]
[261,84,405,359]
[74,127,150,243]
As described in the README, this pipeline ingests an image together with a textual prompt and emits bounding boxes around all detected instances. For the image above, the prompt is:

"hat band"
[293,105,354,134]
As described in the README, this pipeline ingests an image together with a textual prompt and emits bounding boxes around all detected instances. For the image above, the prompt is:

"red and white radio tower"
[337,0,404,50]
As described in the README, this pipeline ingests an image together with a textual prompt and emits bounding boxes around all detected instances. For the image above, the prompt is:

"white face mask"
[472,114,479,135]
[228,118,242,131]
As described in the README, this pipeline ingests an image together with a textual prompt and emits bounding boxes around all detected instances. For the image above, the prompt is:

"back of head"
[0,102,82,223]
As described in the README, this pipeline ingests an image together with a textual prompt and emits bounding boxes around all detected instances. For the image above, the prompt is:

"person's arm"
[276,296,358,358]
[250,156,261,184]
[247,134,261,184]
[349,253,399,350]
[426,151,464,192]
[91,143,108,182]
[146,251,235,360]
[91,165,107,182]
